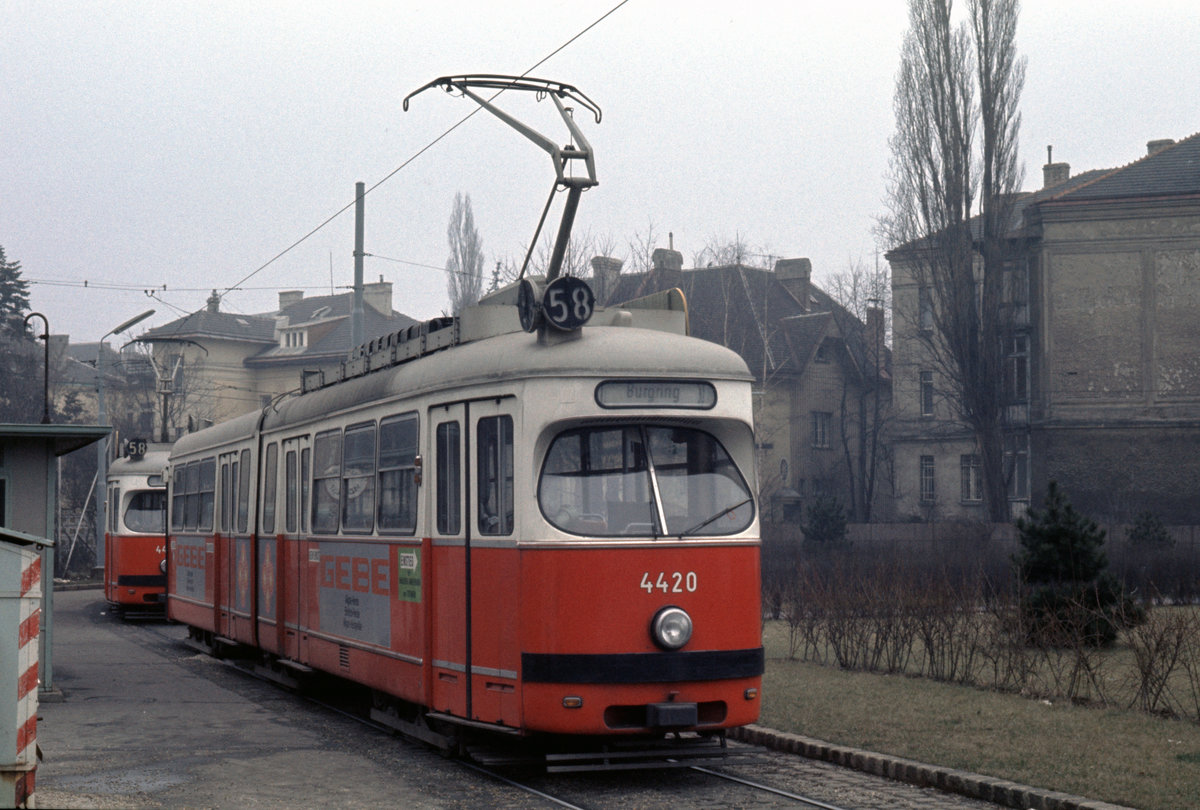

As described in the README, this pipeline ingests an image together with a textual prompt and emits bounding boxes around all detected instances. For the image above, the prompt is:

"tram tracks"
[201,642,851,809]
[688,764,851,809]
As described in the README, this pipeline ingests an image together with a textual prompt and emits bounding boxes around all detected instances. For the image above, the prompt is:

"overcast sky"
[4,1,1199,343]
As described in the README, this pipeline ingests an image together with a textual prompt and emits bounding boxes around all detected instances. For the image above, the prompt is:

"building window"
[920,370,935,417]
[1004,259,1030,323]
[1006,335,1029,403]
[919,285,934,332]
[811,411,831,448]
[1005,433,1029,500]
[814,340,831,363]
[960,454,983,502]
[920,455,935,502]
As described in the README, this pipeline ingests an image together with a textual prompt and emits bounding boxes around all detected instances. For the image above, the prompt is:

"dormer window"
[283,330,307,348]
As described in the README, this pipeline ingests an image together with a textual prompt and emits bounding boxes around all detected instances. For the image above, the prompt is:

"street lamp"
[95,309,155,574]
[22,312,51,424]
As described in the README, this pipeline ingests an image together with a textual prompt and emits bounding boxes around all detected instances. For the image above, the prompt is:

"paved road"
[35,589,1000,809]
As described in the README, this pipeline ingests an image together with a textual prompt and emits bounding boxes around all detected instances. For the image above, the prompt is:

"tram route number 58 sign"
[520,276,595,332]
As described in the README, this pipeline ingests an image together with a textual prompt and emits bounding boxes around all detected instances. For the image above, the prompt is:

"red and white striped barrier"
[2,547,40,809]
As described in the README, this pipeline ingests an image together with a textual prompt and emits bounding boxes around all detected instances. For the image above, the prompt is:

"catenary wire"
[219,0,630,301]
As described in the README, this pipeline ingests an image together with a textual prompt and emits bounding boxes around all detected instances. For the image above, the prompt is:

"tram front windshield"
[539,425,753,538]
[124,490,167,533]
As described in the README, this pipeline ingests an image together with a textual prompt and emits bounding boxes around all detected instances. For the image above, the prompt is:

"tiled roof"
[247,307,419,366]
[601,264,889,383]
[1052,131,1200,201]
[141,310,276,343]
[141,291,420,366]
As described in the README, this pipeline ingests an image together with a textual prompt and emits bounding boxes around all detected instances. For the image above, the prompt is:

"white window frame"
[919,455,936,503]
[960,454,983,503]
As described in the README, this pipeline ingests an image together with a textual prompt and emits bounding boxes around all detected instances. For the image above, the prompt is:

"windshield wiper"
[676,497,752,539]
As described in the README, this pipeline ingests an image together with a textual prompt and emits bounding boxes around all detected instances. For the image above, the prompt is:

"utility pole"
[351,181,365,353]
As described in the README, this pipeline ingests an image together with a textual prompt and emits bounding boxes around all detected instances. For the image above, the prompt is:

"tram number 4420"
[640,571,698,594]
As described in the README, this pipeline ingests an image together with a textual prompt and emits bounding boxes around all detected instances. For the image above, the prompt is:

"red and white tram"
[166,75,762,766]
[104,442,170,612]
[166,284,762,763]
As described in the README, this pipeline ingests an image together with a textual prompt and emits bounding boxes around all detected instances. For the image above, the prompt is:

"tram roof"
[108,448,171,477]
[265,325,752,430]
[169,323,752,460]
[171,409,261,459]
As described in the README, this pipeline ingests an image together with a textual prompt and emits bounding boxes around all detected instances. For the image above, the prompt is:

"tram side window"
[477,415,513,535]
[125,490,166,533]
[312,430,342,533]
[379,413,418,534]
[170,469,185,530]
[300,447,310,533]
[107,485,119,533]
[262,443,279,535]
[285,448,298,534]
[343,422,377,533]
[219,458,231,533]
[237,449,250,534]
[436,422,461,535]
[184,461,200,528]
[198,457,216,532]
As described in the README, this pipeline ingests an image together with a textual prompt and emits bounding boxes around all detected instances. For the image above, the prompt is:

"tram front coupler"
[403,74,601,282]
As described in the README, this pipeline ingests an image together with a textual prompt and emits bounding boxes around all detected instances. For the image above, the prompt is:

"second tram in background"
[105,441,170,613]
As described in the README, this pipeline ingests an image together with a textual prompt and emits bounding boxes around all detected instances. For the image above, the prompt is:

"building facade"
[140,281,417,438]
[889,132,1200,523]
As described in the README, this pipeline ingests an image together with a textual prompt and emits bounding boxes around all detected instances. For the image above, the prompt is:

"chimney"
[363,276,393,315]
[590,256,623,304]
[1043,162,1070,188]
[1042,144,1070,189]
[1147,138,1175,156]
[774,258,812,312]
[651,248,683,290]
[278,290,304,311]
[206,290,220,313]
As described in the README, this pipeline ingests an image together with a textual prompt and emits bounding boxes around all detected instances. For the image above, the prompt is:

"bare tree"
[445,192,484,315]
[881,0,1026,521]
[827,257,894,522]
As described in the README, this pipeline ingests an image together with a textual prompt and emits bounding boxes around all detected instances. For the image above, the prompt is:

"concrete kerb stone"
[729,725,1137,810]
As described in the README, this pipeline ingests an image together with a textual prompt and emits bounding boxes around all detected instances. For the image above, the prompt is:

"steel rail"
[689,764,852,810]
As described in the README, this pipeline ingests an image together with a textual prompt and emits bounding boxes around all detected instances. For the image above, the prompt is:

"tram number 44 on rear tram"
[640,571,698,593]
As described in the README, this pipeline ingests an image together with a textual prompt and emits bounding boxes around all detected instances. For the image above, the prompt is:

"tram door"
[217,451,242,640]
[428,398,519,725]
[467,398,519,727]
[429,403,468,717]
[280,435,310,661]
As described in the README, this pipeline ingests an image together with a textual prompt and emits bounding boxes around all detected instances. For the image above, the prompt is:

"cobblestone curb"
[729,724,1134,810]
[53,580,103,591]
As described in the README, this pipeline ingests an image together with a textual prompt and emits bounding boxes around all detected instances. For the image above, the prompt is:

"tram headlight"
[650,606,693,651]
[160,559,167,574]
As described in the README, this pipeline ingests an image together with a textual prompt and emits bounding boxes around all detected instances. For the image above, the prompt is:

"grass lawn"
[760,621,1200,810]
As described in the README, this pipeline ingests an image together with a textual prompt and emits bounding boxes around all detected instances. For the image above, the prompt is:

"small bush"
[801,496,848,549]
[1014,481,1141,647]
[1126,510,1174,548]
